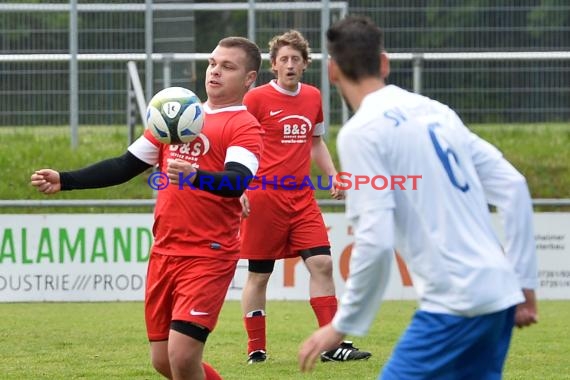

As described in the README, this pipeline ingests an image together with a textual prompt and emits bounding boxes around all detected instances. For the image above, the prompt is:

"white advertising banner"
[0,213,568,302]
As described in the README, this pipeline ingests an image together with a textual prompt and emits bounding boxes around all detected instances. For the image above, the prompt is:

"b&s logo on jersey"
[280,115,312,144]
[168,133,210,167]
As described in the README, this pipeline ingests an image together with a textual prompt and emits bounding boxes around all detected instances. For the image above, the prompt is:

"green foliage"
[1,123,569,212]
[528,0,570,42]
[0,0,68,49]
[471,123,570,200]
[313,123,570,203]
[0,126,153,213]
[0,300,568,379]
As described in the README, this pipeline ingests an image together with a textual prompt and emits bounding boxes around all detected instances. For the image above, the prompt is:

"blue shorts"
[381,306,516,380]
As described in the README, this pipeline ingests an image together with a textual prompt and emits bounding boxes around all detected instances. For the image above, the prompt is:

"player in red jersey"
[240,30,371,364]
[31,37,263,380]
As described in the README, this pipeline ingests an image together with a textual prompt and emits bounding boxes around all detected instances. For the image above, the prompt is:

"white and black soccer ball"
[145,87,204,145]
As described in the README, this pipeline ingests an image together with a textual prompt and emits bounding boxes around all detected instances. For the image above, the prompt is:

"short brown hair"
[218,36,262,74]
[268,30,311,65]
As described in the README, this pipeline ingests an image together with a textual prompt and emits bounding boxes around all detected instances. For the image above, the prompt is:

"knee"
[150,350,171,378]
[247,271,271,287]
[168,348,202,376]
[306,255,333,278]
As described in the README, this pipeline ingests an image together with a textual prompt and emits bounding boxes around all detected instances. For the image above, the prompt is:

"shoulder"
[300,83,321,97]
[337,117,371,151]
[245,84,272,99]
[231,109,261,128]
[205,106,259,127]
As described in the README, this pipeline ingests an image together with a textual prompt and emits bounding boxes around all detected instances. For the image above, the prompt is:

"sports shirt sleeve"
[331,125,395,336]
[128,131,160,165]
[468,130,538,289]
[194,162,253,197]
[313,99,325,136]
[337,123,395,220]
[60,151,151,190]
[225,116,262,177]
[332,209,395,336]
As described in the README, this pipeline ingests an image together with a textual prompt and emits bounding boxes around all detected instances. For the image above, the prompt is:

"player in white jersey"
[299,16,539,379]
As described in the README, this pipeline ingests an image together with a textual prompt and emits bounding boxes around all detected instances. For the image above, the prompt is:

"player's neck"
[205,98,243,110]
[343,78,385,112]
[274,79,300,93]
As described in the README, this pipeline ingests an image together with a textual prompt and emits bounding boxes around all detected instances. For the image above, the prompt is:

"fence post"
[248,0,256,43]
[145,0,153,102]
[321,0,330,137]
[412,54,423,94]
[69,0,79,149]
[127,73,135,144]
[163,59,172,88]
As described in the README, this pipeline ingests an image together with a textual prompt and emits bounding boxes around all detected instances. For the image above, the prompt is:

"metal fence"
[1,1,569,136]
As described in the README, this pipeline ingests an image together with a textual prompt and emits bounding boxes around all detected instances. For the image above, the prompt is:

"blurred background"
[0,0,568,139]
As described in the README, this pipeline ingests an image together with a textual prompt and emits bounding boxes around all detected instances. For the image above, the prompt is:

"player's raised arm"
[30,148,153,194]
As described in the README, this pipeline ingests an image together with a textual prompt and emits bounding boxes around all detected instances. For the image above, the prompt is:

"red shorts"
[145,252,237,341]
[240,189,330,260]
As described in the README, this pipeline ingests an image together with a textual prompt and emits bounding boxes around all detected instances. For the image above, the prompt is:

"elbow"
[511,171,528,188]
[227,188,246,198]
[510,173,531,198]
[505,173,533,211]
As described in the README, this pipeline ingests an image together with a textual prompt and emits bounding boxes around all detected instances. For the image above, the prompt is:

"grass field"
[1,123,569,379]
[1,123,569,212]
[0,300,568,379]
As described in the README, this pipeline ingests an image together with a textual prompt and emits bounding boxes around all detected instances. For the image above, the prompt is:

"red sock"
[244,313,266,355]
[202,362,222,380]
[310,296,338,327]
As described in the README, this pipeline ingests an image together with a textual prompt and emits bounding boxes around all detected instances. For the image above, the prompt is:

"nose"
[210,64,221,76]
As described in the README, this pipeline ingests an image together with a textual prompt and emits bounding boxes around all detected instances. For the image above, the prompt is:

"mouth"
[208,79,221,86]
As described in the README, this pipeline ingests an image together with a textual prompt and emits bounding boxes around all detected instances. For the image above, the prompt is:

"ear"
[245,71,257,88]
[328,58,339,85]
[380,51,390,79]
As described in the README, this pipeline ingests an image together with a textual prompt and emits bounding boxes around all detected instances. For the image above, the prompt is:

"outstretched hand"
[298,324,345,373]
[30,169,61,195]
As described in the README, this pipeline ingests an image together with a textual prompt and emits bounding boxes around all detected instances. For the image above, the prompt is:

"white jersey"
[333,85,538,336]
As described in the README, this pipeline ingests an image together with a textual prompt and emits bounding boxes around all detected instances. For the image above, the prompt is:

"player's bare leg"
[168,329,206,380]
[150,340,172,378]
[304,254,335,298]
[242,271,271,314]
[242,270,272,364]
[304,253,372,362]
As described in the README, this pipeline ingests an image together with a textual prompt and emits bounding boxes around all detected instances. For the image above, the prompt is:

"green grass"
[0,300,568,379]
[471,123,570,200]
[2,124,568,378]
[314,123,570,203]
[1,123,569,212]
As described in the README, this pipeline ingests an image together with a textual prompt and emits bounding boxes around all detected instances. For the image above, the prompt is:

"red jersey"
[243,80,324,188]
[129,104,262,259]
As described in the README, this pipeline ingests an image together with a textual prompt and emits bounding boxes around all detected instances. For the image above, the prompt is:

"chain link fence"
[0,1,568,130]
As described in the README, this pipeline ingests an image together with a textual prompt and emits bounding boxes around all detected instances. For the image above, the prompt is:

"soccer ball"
[145,87,204,145]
